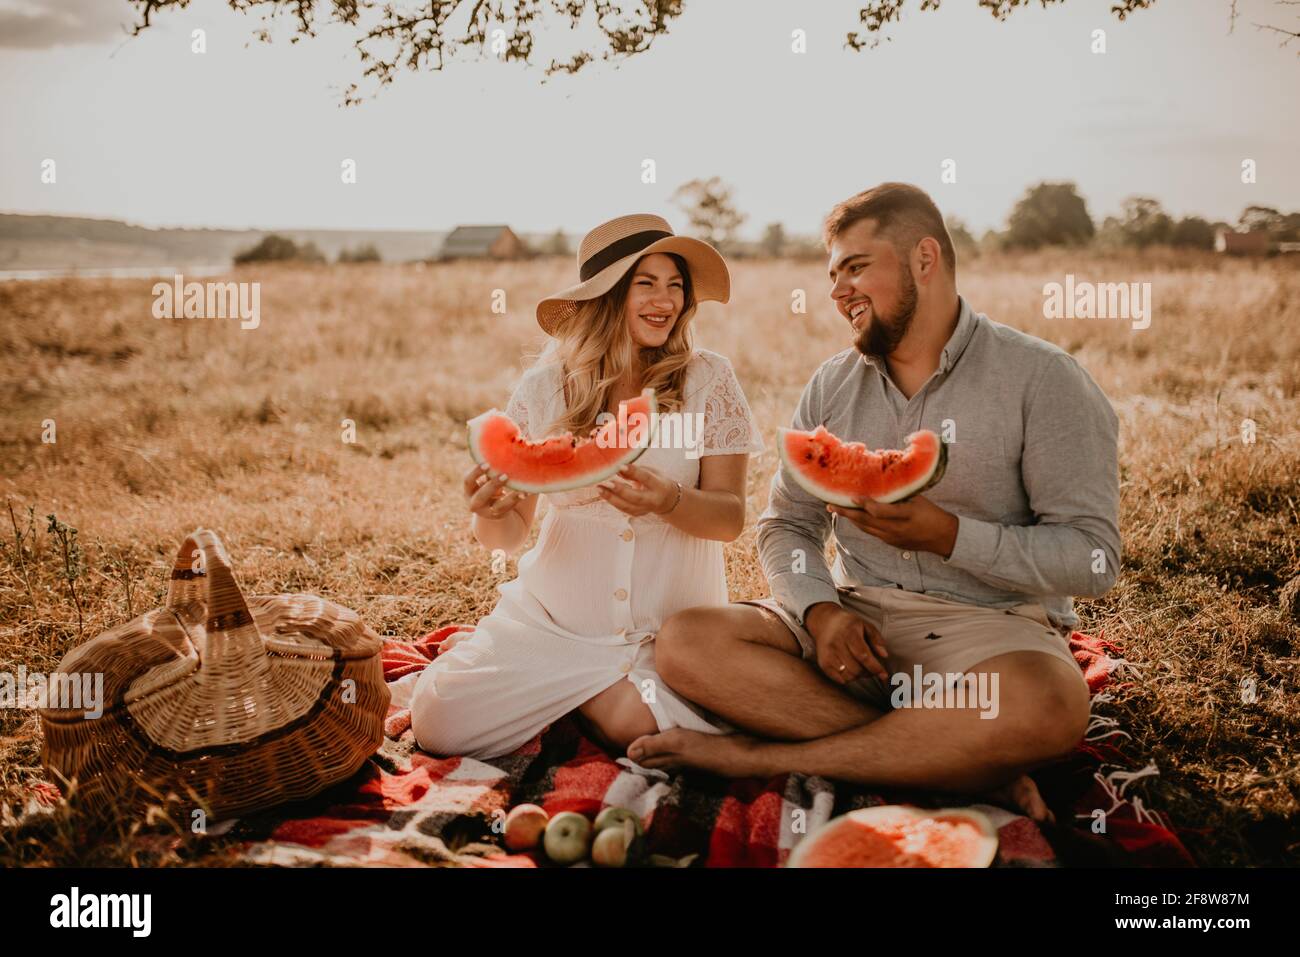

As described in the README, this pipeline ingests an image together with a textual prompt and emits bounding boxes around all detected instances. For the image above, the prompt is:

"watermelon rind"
[785,805,999,868]
[777,427,948,507]
[466,389,659,495]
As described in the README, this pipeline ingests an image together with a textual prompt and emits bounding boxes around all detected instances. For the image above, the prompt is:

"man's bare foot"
[629,733,1056,827]
[984,774,1055,825]
[627,729,769,777]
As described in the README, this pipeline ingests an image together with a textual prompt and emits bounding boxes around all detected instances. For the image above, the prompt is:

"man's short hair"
[822,182,957,274]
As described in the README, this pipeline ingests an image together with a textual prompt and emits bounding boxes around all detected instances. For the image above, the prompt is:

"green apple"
[543,811,592,865]
[592,824,634,868]
[503,803,549,851]
[593,806,644,838]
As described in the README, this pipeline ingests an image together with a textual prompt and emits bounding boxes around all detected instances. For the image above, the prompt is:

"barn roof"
[442,225,514,254]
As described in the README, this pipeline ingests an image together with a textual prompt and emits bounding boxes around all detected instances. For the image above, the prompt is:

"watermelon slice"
[778,426,947,506]
[786,805,999,868]
[466,389,658,494]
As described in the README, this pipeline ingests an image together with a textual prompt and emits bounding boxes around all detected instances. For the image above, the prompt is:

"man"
[628,182,1120,821]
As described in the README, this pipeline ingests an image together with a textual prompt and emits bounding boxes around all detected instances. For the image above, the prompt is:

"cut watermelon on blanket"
[785,805,999,868]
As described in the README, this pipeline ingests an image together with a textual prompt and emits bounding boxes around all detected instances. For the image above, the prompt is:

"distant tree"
[944,215,978,260]
[234,234,326,264]
[297,241,327,263]
[1238,205,1285,234]
[235,234,292,263]
[978,228,1004,254]
[670,177,746,251]
[1117,197,1173,247]
[784,234,830,260]
[1169,216,1216,249]
[1003,182,1094,249]
[338,243,382,263]
[544,229,569,256]
[1093,215,1125,250]
[761,223,787,258]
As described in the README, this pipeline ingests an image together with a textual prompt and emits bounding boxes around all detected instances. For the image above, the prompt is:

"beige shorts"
[739,585,1086,712]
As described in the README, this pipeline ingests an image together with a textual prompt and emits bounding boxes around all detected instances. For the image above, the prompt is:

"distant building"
[1215,228,1270,255]
[438,225,527,260]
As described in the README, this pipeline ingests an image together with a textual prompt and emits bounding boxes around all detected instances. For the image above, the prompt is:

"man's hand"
[827,495,959,558]
[804,601,889,686]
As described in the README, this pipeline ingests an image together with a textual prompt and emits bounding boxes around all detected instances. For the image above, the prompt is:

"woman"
[409,213,764,760]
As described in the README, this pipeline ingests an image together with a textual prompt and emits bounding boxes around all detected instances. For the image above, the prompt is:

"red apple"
[503,803,549,851]
[592,824,635,867]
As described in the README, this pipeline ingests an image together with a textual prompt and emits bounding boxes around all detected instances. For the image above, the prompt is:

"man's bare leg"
[651,604,887,741]
[634,644,1090,795]
[642,608,1089,820]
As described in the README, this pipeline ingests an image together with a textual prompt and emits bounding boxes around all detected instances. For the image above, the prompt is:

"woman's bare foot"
[627,728,770,777]
[984,774,1055,824]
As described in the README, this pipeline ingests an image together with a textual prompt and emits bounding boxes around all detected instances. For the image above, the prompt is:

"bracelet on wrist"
[662,480,684,515]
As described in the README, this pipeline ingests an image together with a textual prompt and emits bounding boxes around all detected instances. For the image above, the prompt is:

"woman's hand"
[463,462,524,519]
[596,463,679,517]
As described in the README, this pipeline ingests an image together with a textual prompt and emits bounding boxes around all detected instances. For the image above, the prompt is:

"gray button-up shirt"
[756,295,1120,635]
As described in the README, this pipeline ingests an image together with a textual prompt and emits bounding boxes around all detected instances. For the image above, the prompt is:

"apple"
[593,806,644,839]
[543,811,592,865]
[592,824,635,867]
[503,803,549,851]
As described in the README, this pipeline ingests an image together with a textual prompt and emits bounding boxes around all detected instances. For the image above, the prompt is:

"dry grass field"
[1,251,1297,866]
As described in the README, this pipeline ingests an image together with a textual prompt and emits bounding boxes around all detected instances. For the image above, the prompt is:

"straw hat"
[537,213,730,335]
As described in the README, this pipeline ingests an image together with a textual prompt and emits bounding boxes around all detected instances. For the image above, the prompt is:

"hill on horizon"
[0,213,573,271]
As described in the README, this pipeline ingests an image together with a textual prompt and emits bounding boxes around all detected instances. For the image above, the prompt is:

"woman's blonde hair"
[545,252,697,436]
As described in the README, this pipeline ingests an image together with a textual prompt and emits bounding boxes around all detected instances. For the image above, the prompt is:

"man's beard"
[854,264,919,360]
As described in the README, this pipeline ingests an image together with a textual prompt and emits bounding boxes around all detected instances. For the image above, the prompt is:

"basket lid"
[100,529,373,752]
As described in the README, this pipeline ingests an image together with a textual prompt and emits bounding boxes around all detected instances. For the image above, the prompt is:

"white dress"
[409,348,765,760]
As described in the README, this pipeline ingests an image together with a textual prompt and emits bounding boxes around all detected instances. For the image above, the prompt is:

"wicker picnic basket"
[39,528,390,821]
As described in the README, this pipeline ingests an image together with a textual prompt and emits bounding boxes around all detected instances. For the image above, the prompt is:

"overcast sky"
[0,0,1296,237]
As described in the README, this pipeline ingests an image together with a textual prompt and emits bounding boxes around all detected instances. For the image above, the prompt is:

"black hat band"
[579,229,673,282]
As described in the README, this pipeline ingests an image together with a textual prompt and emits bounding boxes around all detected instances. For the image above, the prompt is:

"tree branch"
[128,0,684,104]
[124,0,1295,105]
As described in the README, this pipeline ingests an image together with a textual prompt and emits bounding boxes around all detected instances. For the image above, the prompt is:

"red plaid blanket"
[229,625,1195,867]
[223,624,1196,868]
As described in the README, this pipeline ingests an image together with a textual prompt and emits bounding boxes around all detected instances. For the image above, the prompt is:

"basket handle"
[166,528,263,668]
